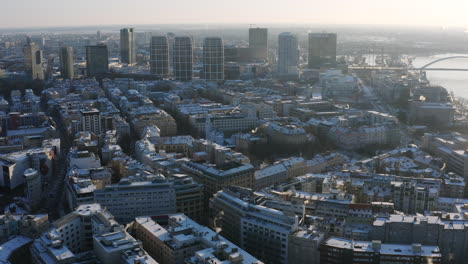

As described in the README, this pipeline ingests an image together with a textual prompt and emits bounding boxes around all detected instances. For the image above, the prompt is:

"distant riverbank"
[412,54,468,99]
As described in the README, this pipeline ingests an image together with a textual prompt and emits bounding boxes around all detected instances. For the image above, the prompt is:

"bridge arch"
[420,56,468,69]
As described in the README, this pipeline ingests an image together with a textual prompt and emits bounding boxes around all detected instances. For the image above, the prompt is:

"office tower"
[167,33,176,70]
[224,45,239,62]
[80,108,101,135]
[150,36,169,76]
[203,37,224,81]
[249,27,268,61]
[278,32,299,77]
[96,30,101,39]
[59,46,74,79]
[308,33,337,68]
[23,41,44,80]
[120,28,136,64]
[173,36,193,81]
[86,44,108,77]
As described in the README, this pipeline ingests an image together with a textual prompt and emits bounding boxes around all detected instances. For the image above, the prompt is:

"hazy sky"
[2,0,468,28]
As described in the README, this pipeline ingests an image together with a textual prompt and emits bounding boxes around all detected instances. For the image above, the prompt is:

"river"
[412,54,468,99]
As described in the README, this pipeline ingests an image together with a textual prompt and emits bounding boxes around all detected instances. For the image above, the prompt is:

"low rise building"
[132,214,263,264]
[320,237,441,264]
[210,187,299,264]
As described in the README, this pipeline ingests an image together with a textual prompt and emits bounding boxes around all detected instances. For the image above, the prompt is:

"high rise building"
[24,168,42,210]
[173,36,193,81]
[80,108,101,135]
[86,44,108,77]
[278,32,299,78]
[150,36,169,76]
[203,37,224,81]
[308,33,337,68]
[23,41,44,80]
[249,27,268,61]
[59,46,74,79]
[120,28,136,64]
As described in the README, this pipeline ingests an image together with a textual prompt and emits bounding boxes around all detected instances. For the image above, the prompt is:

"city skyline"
[2,2,468,264]
[2,0,468,29]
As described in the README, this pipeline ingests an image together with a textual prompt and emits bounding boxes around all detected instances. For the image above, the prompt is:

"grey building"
[224,45,239,62]
[120,28,136,64]
[23,41,44,80]
[203,37,224,81]
[80,108,101,135]
[249,27,268,61]
[86,44,108,77]
[278,32,299,78]
[59,46,74,79]
[150,36,169,76]
[94,179,177,223]
[371,214,467,264]
[210,187,299,264]
[308,33,337,68]
[173,36,193,81]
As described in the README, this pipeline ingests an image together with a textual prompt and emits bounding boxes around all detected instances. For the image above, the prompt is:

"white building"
[0,147,55,190]
[255,163,288,190]
[94,176,177,223]
[94,231,157,264]
[133,214,263,264]
[68,149,101,169]
[211,187,299,264]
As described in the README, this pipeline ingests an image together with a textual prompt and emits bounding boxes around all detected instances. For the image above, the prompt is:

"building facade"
[278,32,299,78]
[86,44,109,77]
[249,28,268,61]
[203,37,224,81]
[80,108,101,135]
[308,33,337,68]
[120,28,136,64]
[94,178,177,223]
[23,41,44,80]
[150,36,169,76]
[173,36,193,81]
[59,46,74,79]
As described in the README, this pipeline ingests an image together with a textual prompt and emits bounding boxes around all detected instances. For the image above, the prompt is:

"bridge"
[349,55,468,71]
[419,55,468,69]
